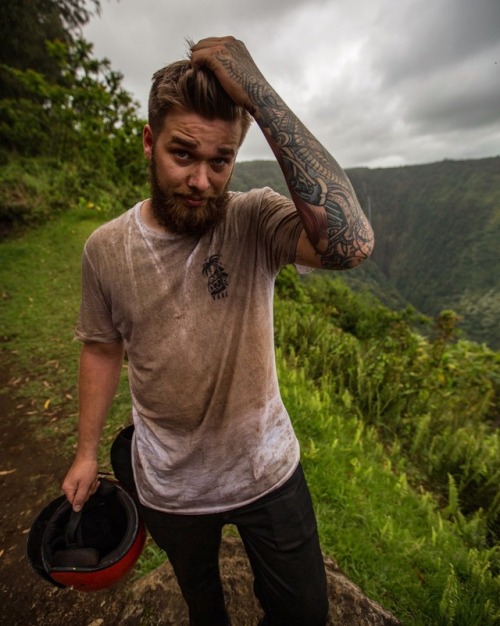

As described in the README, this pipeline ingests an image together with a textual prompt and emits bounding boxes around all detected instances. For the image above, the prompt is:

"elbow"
[318,208,375,270]
[339,225,375,270]
[319,237,375,270]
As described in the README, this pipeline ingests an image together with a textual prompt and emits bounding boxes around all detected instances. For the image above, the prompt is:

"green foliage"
[1,0,68,88]
[0,155,147,234]
[0,35,148,234]
[277,355,500,625]
[0,38,146,175]
[275,268,500,546]
[0,0,101,105]
[0,8,147,233]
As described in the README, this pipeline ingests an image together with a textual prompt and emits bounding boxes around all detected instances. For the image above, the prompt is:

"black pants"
[111,426,328,626]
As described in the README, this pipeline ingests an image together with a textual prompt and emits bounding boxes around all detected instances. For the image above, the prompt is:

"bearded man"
[62,36,374,626]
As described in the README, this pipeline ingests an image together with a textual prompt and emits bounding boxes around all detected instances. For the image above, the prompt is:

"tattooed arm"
[191,36,374,270]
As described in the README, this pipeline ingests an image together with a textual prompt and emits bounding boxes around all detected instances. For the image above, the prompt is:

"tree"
[0,37,145,183]
[0,0,101,97]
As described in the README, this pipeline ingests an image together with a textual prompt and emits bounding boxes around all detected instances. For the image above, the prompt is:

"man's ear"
[143,124,153,160]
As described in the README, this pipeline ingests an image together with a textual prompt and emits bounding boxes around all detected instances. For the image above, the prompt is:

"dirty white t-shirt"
[75,187,303,513]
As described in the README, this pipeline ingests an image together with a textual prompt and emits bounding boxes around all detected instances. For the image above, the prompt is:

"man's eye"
[176,150,191,160]
[212,158,227,167]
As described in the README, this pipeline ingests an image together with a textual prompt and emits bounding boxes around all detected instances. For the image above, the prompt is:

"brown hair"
[148,60,252,143]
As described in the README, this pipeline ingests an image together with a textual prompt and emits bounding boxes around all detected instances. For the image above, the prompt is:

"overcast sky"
[83,0,500,169]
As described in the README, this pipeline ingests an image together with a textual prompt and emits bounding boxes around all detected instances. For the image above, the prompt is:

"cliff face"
[120,537,402,626]
[346,157,500,348]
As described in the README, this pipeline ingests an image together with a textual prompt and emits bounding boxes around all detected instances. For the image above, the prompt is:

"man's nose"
[187,163,210,192]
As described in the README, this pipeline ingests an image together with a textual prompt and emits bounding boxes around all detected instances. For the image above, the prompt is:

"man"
[62,36,374,626]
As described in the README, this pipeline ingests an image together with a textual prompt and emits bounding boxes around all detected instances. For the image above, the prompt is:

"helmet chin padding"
[51,547,100,568]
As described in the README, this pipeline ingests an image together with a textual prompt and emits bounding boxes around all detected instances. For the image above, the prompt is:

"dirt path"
[0,356,132,626]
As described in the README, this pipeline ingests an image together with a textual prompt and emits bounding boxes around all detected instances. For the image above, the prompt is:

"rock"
[120,537,402,626]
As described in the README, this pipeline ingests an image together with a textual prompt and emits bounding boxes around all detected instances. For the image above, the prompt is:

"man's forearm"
[253,89,373,269]
[62,341,125,509]
[76,341,125,459]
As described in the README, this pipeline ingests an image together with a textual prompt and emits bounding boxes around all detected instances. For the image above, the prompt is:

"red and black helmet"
[27,478,146,592]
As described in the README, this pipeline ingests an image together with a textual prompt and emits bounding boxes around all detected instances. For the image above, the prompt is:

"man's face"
[143,110,243,236]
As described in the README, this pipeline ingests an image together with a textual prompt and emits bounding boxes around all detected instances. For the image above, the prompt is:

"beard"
[149,156,230,237]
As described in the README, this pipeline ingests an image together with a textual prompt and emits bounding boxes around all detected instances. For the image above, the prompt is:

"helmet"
[27,478,146,592]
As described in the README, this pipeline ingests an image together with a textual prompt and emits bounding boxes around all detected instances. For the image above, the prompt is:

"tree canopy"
[0,0,145,185]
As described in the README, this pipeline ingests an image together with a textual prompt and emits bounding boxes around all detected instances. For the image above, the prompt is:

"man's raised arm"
[191,36,374,270]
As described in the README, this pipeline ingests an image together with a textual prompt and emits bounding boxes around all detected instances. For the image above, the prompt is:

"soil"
[0,356,132,626]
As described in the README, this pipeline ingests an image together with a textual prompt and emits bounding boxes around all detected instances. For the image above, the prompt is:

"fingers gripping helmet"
[27,478,146,591]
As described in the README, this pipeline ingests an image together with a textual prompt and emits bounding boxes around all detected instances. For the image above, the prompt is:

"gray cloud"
[83,0,500,167]
[372,0,500,83]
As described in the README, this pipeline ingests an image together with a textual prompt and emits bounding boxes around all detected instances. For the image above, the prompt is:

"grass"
[0,207,131,460]
[1,210,499,625]
[278,358,500,625]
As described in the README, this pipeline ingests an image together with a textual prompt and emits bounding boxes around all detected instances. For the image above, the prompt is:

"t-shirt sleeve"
[247,187,304,275]
[74,239,122,344]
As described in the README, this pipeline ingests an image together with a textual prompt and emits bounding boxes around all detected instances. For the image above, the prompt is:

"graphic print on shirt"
[202,254,229,299]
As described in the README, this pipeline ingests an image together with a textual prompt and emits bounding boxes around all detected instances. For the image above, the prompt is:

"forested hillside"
[349,158,500,348]
[233,157,500,349]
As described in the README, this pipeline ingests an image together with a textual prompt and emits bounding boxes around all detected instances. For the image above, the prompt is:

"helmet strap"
[64,510,83,549]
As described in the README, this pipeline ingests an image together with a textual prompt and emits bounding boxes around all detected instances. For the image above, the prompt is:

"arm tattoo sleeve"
[218,44,374,269]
